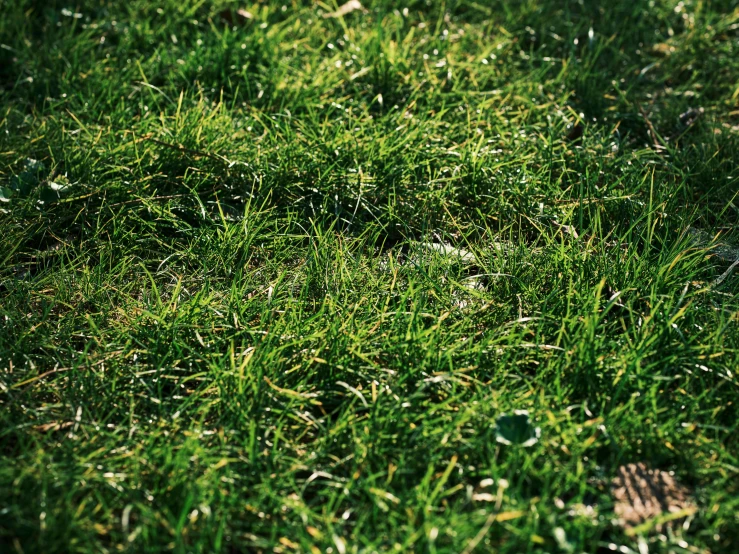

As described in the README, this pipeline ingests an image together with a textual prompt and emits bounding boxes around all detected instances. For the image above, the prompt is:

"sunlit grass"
[1,1,738,552]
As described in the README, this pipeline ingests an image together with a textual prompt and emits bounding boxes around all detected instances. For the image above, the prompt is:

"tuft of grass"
[1,1,738,552]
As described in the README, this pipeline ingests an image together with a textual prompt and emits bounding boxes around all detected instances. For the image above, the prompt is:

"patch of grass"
[1,1,738,552]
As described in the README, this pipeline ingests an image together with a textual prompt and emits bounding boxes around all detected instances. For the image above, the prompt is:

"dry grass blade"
[219,7,254,26]
[323,1,365,19]
[33,421,74,433]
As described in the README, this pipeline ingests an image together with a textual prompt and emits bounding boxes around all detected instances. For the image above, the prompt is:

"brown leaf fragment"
[611,463,695,531]
[323,0,365,19]
[652,43,675,56]
[565,123,584,142]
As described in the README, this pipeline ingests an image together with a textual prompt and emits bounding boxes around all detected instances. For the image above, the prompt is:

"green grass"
[1,0,738,552]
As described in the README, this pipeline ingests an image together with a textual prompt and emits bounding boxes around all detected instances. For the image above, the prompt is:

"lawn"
[1,0,738,552]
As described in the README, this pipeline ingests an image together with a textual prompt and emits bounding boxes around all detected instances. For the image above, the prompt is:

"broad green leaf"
[38,185,62,205]
[495,410,540,447]
[10,158,47,196]
[0,186,12,202]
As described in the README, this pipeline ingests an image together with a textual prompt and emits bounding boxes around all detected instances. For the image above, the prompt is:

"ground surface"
[1,1,738,552]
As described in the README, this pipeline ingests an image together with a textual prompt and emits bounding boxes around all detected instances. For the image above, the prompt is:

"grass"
[1,0,738,552]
